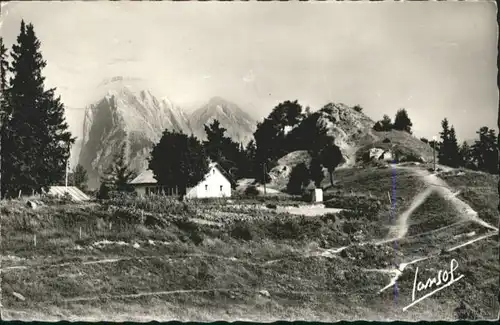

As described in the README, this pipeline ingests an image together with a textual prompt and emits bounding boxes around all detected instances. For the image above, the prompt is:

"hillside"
[189,97,257,146]
[268,103,435,191]
[1,165,497,321]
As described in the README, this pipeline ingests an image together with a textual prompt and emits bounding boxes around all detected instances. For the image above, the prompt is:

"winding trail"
[398,166,497,231]
[381,166,497,244]
[372,165,499,294]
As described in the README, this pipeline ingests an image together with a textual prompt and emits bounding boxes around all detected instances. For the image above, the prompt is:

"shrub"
[321,213,336,224]
[230,222,254,241]
[97,183,110,200]
[352,105,363,113]
[373,115,393,132]
[244,185,260,197]
[173,216,199,233]
[286,162,310,195]
[111,207,140,225]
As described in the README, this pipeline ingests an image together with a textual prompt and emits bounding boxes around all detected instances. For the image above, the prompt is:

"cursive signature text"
[402,258,464,311]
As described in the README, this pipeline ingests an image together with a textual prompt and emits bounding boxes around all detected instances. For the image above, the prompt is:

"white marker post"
[33,234,37,247]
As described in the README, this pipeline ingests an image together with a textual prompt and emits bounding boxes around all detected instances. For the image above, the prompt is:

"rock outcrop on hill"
[267,103,434,190]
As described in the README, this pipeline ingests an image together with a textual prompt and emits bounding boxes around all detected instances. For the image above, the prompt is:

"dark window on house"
[220,185,223,192]
[205,184,208,191]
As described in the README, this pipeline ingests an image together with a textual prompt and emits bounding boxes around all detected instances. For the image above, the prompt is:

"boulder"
[368,148,385,160]
[379,150,394,162]
[259,289,271,298]
[26,200,37,210]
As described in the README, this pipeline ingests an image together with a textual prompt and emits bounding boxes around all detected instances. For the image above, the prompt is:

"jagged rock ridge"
[78,77,192,189]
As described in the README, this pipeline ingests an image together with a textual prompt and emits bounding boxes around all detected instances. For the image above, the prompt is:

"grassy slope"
[355,130,435,163]
[1,166,498,321]
[269,129,435,191]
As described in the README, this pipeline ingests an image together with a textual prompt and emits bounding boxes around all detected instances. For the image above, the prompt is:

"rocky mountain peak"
[189,97,257,145]
[78,78,192,188]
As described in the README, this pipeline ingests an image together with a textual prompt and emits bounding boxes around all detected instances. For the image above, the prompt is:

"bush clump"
[244,185,260,197]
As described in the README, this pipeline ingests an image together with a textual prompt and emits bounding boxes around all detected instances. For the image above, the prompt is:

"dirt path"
[388,166,498,241]
[372,165,499,294]
[0,253,297,273]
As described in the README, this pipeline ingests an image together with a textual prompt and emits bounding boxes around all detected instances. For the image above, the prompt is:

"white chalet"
[129,162,232,199]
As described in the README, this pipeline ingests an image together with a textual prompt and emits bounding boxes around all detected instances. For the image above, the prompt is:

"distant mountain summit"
[189,96,257,145]
[78,77,192,188]
[77,79,259,189]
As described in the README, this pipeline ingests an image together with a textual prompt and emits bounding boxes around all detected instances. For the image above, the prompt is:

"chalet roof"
[129,169,157,185]
[129,162,232,186]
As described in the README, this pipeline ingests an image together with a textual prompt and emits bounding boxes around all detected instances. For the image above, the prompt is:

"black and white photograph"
[0,0,498,322]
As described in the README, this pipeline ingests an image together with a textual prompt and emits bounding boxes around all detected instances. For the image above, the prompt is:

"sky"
[0,1,497,142]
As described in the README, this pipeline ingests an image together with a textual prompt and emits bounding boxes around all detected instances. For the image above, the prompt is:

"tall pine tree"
[438,118,450,166]
[471,127,497,173]
[459,141,474,169]
[102,141,137,192]
[2,21,73,197]
[393,109,413,134]
[447,126,461,168]
[203,119,240,178]
[0,37,9,198]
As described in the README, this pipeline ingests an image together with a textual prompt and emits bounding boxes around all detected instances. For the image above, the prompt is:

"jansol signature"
[403,258,464,311]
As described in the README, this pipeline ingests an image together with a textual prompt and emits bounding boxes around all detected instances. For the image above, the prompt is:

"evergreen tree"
[471,127,497,173]
[103,142,137,192]
[438,118,450,166]
[309,156,324,188]
[97,182,110,200]
[72,164,88,190]
[319,141,343,187]
[203,119,241,178]
[459,141,474,169]
[393,109,413,134]
[447,126,461,168]
[268,100,303,127]
[285,112,330,155]
[149,130,209,195]
[373,114,393,132]
[240,140,257,178]
[253,100,305,182]
[253,119,283,182]
[486,128,498,174]
[286,162,310,195]
[0,37,9,198]
[2,21,73,197]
